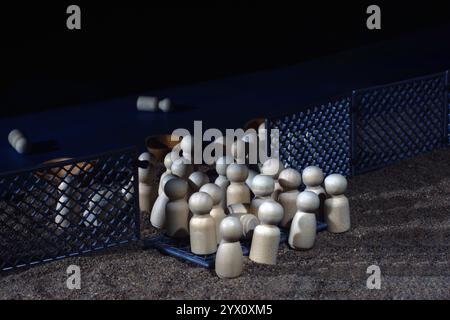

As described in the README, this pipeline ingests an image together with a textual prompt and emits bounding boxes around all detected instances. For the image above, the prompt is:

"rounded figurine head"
[164,178,188,200]
[296,191,320,212]
[220,217,243,242]
[171,158,193,179]
[189,192,213,215]
[226,163,249,183]
[302,166,324,187]
[245,169,258,188]
[199,183,222,206]
[278,168,302,191]
[164,152,173,171]
[161,174,176,191]
[261,158,284,179]
[258,200,284,225]
[188,172,210,192]
[216,156,234,176]
[324,174,347,196]
[251,174,274,197]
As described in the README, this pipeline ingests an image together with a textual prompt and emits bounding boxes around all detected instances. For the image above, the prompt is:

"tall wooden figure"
[249,200,283,265]
[215,156,233,211]
[324,174,350,233]
[226,163,250,206]
[165,178,189,238]
[278,168,302,228]
[289,191,319,250]
[215,216,244,279]
[189,192,217,255]
[200,183,227,244]
[302,166,326,222]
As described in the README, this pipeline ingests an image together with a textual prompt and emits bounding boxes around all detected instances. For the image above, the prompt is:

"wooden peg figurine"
[249,200,283,265]
[138,152,158,214]
[261,158,284,200]
[245,169,258,191]
[302,166,326,221]
[158,152,174,195]
[215,155,233,210]
[189,192,217,255]
[250,174,274,215]
[180,134,194,163]
[164,178,190,238]
[324,174,350,233]
[288,191,319,250]
[150,173,176,229]
[226,163,251,206]
[215,217,244,279]
[278,168,302,228]
[200,183,226,244]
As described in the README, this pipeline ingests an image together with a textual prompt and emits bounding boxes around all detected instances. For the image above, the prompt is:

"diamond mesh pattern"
[353,74,447,174]
[268,96,352,176]
[0,148,139,272]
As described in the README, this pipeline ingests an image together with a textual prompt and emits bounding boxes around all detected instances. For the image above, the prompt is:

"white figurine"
[138,152,157,214]
[165,178,189,238]
[215,155,233,210]
[158,153,174,195]
[189,192,217,255]
[261,158,284,200]
[226,163,250,206]
[250,174,274,215]
[215,217,244,279]
[199,183,226,244]
[180,134,194,163]
[249,200,283,265]
[150,173,176,229]
[278,168,302,228]
[288,191,318,250]
[302,165,326,221]
[245,169,258,191]
[324,174,350,233]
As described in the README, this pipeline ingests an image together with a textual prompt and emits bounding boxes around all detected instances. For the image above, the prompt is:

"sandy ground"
[1,147,450,300]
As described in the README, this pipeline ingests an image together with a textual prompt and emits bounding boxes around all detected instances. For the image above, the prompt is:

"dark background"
[1,1,450,117]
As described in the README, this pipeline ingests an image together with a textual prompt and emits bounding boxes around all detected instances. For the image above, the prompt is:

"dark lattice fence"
[352,73,447,174]
[268,72,449,177]
[268,95,352,176]
[0,147,140,272]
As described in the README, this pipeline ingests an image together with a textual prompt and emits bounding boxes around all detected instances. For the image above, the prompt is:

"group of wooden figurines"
[138,134,351,279]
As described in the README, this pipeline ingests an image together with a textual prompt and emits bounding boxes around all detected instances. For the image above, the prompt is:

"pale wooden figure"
[158,152,174,195]
[215,217,244,279]
[324,174,350,233]
[226,163,250,206]
[138,152,158,214]
[249,200,283,265]
[215,155,233,210]
[288,191,318,250]
[188,171,210,196]
[189,192,217,255]
[278,168,302,228]
[200,183,226,244]
[250,174,274,215]
[165,178,190,238]
[261,158,284,200]
[150,173,176,229]
[302,166,326,221]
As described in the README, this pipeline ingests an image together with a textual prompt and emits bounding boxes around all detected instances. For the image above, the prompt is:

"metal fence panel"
[352,73,447,175]
[0,147,139,272]
[268,95,352,177]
